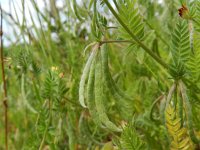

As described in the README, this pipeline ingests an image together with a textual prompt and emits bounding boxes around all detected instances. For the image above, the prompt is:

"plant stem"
[0,5,8,150]
[39,100,52,150]
[103,1,200,94]
[39,125,48,150]
[179,80,200,144]
[103,0,169,70]
[106,26,118,29]
[100,40,133,45]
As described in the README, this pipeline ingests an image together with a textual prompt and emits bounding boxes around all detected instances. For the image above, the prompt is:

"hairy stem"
[179,80,200,144]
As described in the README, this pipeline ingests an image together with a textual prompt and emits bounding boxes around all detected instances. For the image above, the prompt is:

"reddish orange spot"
[178,5,190,19]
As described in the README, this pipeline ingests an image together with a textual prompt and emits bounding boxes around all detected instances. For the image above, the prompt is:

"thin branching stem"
[0,5,8,150]
[103,0,169,69]
[103,0,200,93]
[100,40,133,45]
[106,26,118,29]
[39,100,52,150]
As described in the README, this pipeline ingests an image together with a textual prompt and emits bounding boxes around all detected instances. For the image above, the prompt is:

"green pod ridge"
[102,44,132,101]
[66,110,77,150]
[107,46,132,101]
[100,45,116,95]
[95,52,122,132]
[159,96,166,124]
[79,46,98,108]
[101,45,132,119]
[177,87,184,127]
[164,84,176,125]
[165,84,176,109]
[174,86,184,126]
[150,95,164,122]
[109,72,133,101]
[179,81,200,144]
[86,53,101,125]
[173,86,177,109]
[101,44,121,98]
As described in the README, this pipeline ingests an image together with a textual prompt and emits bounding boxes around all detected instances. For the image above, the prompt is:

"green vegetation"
[1,0,200,149]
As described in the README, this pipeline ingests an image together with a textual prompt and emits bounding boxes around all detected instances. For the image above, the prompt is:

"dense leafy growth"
[1,0,200,149]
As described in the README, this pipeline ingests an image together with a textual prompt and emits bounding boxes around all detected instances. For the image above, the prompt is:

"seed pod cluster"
[163,80,200,148]
[79,43,134,132]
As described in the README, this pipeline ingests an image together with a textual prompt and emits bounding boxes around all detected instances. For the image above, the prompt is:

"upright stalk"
[39,100,52,150]
[0,5,8,150]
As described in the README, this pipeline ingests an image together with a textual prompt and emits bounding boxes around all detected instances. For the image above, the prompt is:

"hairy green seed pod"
[86,53,100,124]
[159,95,166,124]
[177,87,184,126]
[101,44,133,119]
[165,84,176,109]
[164,84,176,125]
[79,45,98,108]
[102,44,132,101]
[179,80,200,144]
[101,45,118,97]
[95,52,121,132]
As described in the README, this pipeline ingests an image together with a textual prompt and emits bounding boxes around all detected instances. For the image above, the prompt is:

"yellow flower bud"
[51,66,58,71]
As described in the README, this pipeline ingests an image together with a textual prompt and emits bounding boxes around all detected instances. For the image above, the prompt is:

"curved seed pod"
[100,44,118,96]
[101,44,132,118]
[178,98,184,127]
[84,42,97,56]
[86,53,101,124]
[177,86,184,126]
[159,95,167,124]
[164,84,176,124]
[101,45,132,98]
[150,95,165,122]
[165,104,194,150]
[109,72,133,101]
[79,44,98,108]
[179,80,200,144]
[173,87,177,109]
[95,52,122,132]
[101,44,132,101]
[165,84,176,110]
[66,111,77,150]
[101,44,119,95]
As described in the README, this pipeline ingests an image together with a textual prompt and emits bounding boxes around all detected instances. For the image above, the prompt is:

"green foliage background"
[1,0,200,149]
